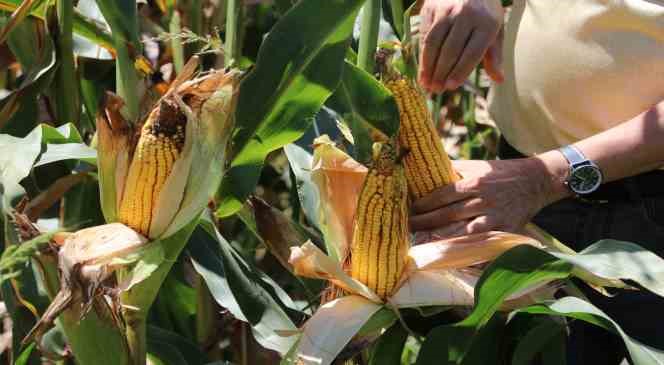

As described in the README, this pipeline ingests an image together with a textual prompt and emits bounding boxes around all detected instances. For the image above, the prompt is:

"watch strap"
[559,145,586,167]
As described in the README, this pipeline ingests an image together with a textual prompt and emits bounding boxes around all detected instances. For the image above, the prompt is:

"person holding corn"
[409,0,664,363]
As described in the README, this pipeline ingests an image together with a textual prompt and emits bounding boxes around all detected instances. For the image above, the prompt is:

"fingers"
[413,221,469,244]
[429,18,473,92]
[482,27,504,82]
[446,30,493,87]
[461,215,498,235]
[410,198,485,231]
[419,6,453,89]
[417,0,504,93]
[419,3,435,40]
[426,216,498,238]
[411,181,477,214]
[412,215,500,243]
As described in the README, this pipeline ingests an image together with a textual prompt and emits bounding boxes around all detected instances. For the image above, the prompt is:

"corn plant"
[0,1,664,365]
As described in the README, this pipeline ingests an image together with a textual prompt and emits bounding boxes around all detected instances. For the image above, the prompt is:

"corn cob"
[118,99,186,236]
[350,142,409,299]
[385,78,459,199]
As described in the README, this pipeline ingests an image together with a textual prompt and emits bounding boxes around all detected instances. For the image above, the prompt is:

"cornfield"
[0,1,661,365]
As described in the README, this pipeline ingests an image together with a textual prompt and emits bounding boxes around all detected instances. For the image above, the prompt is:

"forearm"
[534,100,664,204]
[410,100,664,234]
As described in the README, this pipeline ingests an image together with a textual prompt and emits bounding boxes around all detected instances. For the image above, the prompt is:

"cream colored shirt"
[489,0,664,156]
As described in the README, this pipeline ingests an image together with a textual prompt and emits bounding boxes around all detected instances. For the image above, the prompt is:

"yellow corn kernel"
[350,143,409,299]
[385,78,459,199]
[118,100,186,235]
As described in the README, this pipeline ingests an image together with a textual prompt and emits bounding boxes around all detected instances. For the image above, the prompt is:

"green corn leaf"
[517,297,664,365]
[1,18,56,136]
[326,61,400,163]
[216,0,365,218]
[0,230,57,286]
[0,126,43,209]
[283,143,320,231]
[511,318,567,365]
[95,0,140,120]
[0,0,114,50]
[189,217,299,355]
[368,323,409,365]
[549,239,664,297]
[146,325,209,365]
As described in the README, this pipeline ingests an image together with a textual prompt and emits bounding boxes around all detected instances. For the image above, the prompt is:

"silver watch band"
[559,145,586,167]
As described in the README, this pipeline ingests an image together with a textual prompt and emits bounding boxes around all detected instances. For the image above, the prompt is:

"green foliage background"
[0,1,662,365]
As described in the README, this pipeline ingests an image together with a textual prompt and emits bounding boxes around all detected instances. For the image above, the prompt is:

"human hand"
[418,0,504,93]
[409,156,570,237]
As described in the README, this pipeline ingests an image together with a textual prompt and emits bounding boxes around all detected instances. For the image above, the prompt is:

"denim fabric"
[533,196,664,365]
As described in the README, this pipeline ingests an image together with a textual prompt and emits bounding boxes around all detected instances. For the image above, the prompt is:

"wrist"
[529,150,572,205]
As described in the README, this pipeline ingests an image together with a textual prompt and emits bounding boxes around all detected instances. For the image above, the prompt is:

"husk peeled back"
[24,223,148,344]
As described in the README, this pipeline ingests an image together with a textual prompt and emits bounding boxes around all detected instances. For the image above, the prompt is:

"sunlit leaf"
[1,18,56,134]
[216,0,365,217]
[0,127,42,208]
[284,143,319,230]
[549,240,664,297]
[518,297,664,365]
[0,0,114,50]
[415,245,572,365]
[327,61,400,138]
[189,218,299,355]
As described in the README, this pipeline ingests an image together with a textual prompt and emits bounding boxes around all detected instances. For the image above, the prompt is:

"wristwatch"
[558,145,603,195]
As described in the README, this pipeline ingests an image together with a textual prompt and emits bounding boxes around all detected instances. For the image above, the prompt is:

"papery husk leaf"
[407,232,543,272]
[115,243,165,291]
[289,241,381,303]
[251,196,310,274]
[391,267,558,310]
[147,104,195,239]
[162,70,240,238]
[60,223,148,269]
[390,269,476,308]
[523,223,576,254]
[96,94,132,223]
[295,295,381,365]
[311,135,368,261]
[523,223,625,292]
[26,224,147,347]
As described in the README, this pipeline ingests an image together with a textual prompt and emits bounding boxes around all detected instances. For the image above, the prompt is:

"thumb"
[483,27,504,83]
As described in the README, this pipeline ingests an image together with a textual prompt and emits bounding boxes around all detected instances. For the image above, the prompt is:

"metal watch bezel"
[566,162,603,195]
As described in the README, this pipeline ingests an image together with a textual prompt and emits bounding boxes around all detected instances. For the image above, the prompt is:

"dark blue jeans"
[533,195,664,364]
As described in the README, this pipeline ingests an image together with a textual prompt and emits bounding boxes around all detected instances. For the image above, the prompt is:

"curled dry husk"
[25,58,241,344]
[97,58,240,240]
[310,135,367,261]
[287,136,557,365]
[24,223,148,343]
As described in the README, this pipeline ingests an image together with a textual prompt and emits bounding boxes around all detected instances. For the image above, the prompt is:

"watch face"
[569,165,602,194]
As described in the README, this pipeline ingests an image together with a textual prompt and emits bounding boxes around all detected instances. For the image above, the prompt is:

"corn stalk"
[357,0,381,73]
[224,0,242,67]
[53,0,80,126]
[22,62,240,365]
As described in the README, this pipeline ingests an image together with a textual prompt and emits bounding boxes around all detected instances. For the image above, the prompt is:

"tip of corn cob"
[350,139,410,299]
[117,97,188,236]
[385,77,459,199]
